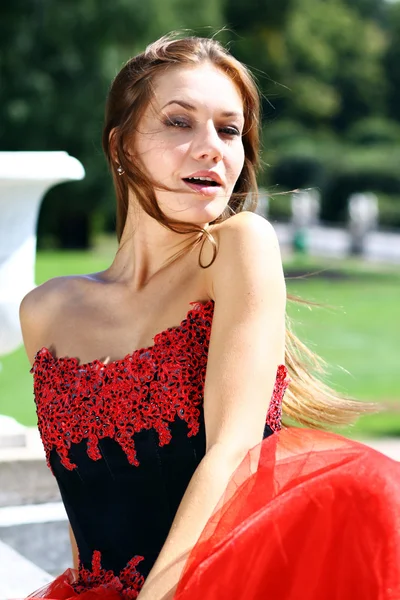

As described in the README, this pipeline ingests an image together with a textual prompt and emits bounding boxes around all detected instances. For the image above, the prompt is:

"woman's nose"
[191,123,224,163]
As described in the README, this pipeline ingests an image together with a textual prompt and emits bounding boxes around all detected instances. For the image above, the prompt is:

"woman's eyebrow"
[162,99,243,119]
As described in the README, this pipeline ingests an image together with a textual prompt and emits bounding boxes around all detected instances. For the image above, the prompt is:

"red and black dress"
[23,300,400,600]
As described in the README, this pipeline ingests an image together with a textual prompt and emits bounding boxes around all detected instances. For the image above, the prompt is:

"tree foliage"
[0,0,398,245]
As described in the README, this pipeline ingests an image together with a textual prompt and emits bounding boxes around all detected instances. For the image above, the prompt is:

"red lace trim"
[267,364,288,432]
[72,550,145,599]
[31,300,289,471]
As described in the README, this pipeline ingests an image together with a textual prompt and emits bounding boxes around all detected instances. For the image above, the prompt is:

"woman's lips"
[182,179,222,196]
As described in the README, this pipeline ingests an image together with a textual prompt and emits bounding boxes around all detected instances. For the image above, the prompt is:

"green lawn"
[0,247,398,438]
[285,275,399,438]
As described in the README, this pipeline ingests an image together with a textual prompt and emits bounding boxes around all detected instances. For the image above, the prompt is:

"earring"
[117,164,125,176]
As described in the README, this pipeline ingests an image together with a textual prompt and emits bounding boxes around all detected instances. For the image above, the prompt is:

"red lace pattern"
[31,300,289,472]
[72,550,145,599]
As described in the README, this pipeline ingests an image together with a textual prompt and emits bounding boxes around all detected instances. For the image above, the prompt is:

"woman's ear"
[109,127,134,165]
[109,127,119,164]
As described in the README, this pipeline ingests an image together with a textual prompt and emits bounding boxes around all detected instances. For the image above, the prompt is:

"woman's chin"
[186,205,226,226]
[162,194,228,225]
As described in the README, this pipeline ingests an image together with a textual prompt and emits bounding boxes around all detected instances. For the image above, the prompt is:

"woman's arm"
[69,523,79,570]
[20,280,81,572]
[137,212,286,600]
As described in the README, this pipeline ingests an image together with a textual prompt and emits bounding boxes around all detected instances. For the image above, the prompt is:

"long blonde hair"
[102,33,369,429]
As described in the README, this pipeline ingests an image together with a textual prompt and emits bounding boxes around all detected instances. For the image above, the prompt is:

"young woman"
[20,35,400,600]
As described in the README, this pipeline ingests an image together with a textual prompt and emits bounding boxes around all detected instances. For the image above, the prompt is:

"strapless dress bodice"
[31,300,290,598]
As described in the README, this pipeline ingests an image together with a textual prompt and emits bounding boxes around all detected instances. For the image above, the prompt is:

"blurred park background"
[1,0,399,439]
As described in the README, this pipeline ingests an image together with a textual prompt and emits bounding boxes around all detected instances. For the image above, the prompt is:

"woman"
[19,35,400,600]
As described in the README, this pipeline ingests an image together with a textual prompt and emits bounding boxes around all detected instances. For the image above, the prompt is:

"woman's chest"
[32,310,212,473]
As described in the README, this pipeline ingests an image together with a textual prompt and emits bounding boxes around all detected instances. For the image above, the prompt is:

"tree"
[224,0,388,129]
[384,2,400,123]
[0,0,224,247]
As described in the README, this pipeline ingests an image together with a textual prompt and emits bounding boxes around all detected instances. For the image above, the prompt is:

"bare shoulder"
[20,275,78,320]
[19,276,84,364]
[207,211,285,303]
[224,210,280,242]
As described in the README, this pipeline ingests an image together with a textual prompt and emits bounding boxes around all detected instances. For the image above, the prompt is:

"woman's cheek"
[227,152,245,184]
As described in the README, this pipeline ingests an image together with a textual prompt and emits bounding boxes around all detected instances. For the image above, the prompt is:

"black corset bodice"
[31,300,290,599]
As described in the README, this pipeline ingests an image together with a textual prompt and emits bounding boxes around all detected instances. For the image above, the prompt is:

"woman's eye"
[163,117,240,137]
[165,117,189,129]
[221,126,241,137]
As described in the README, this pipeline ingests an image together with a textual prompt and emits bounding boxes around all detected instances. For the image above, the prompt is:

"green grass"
[285,275,400,439]
[286,279,398,401]
[0,246,399,438]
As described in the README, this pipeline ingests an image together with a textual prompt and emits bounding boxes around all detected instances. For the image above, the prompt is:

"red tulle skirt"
[18,429,400,600]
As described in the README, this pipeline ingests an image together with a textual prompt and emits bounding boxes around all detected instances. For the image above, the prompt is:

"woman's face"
[132,63,246,225]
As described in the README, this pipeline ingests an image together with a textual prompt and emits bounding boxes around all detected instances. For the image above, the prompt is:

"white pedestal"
[0,151,85,355]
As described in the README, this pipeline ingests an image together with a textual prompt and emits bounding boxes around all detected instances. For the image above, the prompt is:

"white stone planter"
[0,151,85,355]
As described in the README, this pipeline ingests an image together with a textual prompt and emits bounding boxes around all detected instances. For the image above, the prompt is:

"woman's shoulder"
[19,274,99,364]
[20,274,95,314]
[211,211,279,255]
[205,211,283,299]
